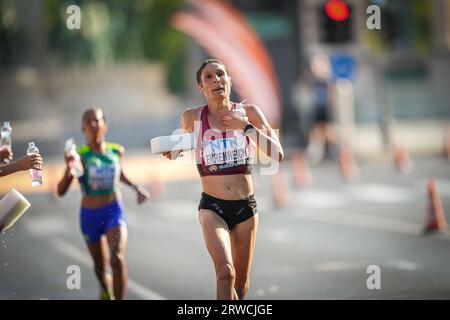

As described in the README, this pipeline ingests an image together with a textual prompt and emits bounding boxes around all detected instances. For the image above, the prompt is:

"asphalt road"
[1,156,450,300]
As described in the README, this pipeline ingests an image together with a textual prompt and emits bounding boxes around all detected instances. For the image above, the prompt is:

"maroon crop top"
[195,105,253,177]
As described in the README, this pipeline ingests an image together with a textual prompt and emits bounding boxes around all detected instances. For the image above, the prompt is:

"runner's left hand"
[221,111,249,131]
[134,185,150,204]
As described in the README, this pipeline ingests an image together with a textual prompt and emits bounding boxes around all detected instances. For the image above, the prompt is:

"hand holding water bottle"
[0,153,42,178]
[27,142,43,187]
[232,100,248,120]
[12,154,42,171]
[0,148,13,163]
[0,121,12,163]
[64,138,84,178]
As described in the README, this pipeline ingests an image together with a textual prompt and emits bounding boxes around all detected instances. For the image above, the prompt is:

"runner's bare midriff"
[201,174,253,200]
[81,192,121,209]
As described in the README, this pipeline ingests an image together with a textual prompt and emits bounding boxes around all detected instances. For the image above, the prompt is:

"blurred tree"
[0,0,22,66]
[41,0,186,93]
[364,0,431,55]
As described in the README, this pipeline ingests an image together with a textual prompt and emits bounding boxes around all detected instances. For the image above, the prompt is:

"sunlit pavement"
[1,156,449,299]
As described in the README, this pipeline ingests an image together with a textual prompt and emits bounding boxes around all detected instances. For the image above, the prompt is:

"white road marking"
[294,183,415,210]
[148,201,198,221]
[297,190,347,209]
[53,240,167,300]
[315,259,420,272]
[22,216,69,236]
[344,183,413,203]
[268,285,279,293]
[264,228,291,243]
[254,265,297,276]
[385,259,419,271]
[315,261,369,272]
[255,288,265,296]
[297,210,423,236]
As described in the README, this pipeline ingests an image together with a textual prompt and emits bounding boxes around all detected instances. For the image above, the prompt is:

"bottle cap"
[65,138,74,151]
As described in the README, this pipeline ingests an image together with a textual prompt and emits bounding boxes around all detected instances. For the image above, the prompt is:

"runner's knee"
[110,251,126,270]
[216,263,235,283]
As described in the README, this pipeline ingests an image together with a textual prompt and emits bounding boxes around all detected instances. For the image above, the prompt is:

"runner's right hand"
[63,154,76,173]
[64,153,75,166]
[162,150,183,160]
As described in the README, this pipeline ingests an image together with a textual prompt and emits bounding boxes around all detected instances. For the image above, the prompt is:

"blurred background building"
[0,0,449,159]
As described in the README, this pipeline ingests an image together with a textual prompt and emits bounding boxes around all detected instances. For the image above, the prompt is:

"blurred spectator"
[306,54,339,164]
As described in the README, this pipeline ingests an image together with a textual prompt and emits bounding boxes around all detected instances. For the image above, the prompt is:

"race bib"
[202,136,249,172]
[88,164,117,190]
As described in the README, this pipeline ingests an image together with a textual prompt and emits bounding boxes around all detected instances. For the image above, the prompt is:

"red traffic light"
[325,0,350,22]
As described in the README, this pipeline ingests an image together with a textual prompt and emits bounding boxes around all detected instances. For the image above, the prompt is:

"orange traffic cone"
[443,124,450,161]
[424,178,448,233]
[393,138,412,173]
[271,168,288,209]
[291,148,311,189]
[339,141,357,182]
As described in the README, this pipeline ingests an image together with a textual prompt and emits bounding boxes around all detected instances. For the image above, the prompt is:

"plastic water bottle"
[27,142,43,187]
[0,121,12,163]
[64,138,84,177]
[233,100,247,119]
